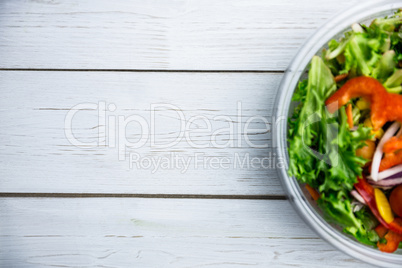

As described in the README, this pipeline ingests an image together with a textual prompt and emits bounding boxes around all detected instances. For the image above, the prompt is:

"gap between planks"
[0,68,284,73]
[0,193,287,200]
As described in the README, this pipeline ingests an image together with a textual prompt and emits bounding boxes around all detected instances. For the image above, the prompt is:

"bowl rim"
[274,0,402,266]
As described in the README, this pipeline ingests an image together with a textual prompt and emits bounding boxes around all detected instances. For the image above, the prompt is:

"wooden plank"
[0,198,373,267]
[0,0,360,71]
[0,71,285,195]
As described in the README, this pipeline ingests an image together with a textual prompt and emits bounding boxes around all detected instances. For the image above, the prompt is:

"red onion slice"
[371,122,401,181]
[368,177,402,188]
[351,189,366,204]
[367,165,402,181]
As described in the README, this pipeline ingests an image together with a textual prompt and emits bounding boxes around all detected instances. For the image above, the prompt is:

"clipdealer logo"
[128,152,283,174]
[64,101,286,172]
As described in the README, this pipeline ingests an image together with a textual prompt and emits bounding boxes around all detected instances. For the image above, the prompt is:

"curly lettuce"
[288,56,373,245]
[288,11,402,247]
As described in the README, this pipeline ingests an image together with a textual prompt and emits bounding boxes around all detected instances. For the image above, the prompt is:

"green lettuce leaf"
[288,56,372,245]
[319,191,379,246]
[288,56,370,190]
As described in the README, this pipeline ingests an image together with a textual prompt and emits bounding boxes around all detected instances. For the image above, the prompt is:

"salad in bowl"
[288,10,402,253]
[275,1,402,265]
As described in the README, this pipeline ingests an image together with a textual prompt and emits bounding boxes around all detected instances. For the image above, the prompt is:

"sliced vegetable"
[388,219,402,236]
[374,188,394,224]
[305,184,320,201]
[369,177,402,188]
[334,73,348,82]
[354,179,386,226]
[375,220,402,253]
[380,151,402,172]
[371,122,401,181]
[383,136,402,153]
[369,165,402,181]
[355,178,402,234]
[377,228,402,253]
[375,224,388,239]
[351,189,366,204]
[346,104,354,128]
[346,103,353,128]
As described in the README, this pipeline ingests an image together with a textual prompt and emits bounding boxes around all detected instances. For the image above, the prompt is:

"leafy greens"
[288,11,402,246]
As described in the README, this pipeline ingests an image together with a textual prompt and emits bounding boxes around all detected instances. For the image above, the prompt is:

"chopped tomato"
[356,140,375,161]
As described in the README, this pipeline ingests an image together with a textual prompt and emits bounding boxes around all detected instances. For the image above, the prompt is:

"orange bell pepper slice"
[376,220,402,253]
[378,230,402,253]
[375,224,402,253]
[334,73,348,82]
[379,136,402,171]
[383,136,402,153]
[346,103,354,129]
[305,184,320,201]
[326,76,402,130]
[375,224,388,238]
[379,151,402,172]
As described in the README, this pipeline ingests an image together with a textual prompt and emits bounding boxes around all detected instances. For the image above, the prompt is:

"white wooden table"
[0,0,379,267]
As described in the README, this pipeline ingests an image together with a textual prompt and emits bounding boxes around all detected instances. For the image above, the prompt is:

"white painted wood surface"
[0,0,384,267]
[0,71,281,195]
[0,0,361,71]
[0,198,374,267]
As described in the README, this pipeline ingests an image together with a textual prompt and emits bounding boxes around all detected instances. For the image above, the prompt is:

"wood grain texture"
[0,0,361,71]
[0,2,383,266]
[0,71,283,195]
[0,198,374,267]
